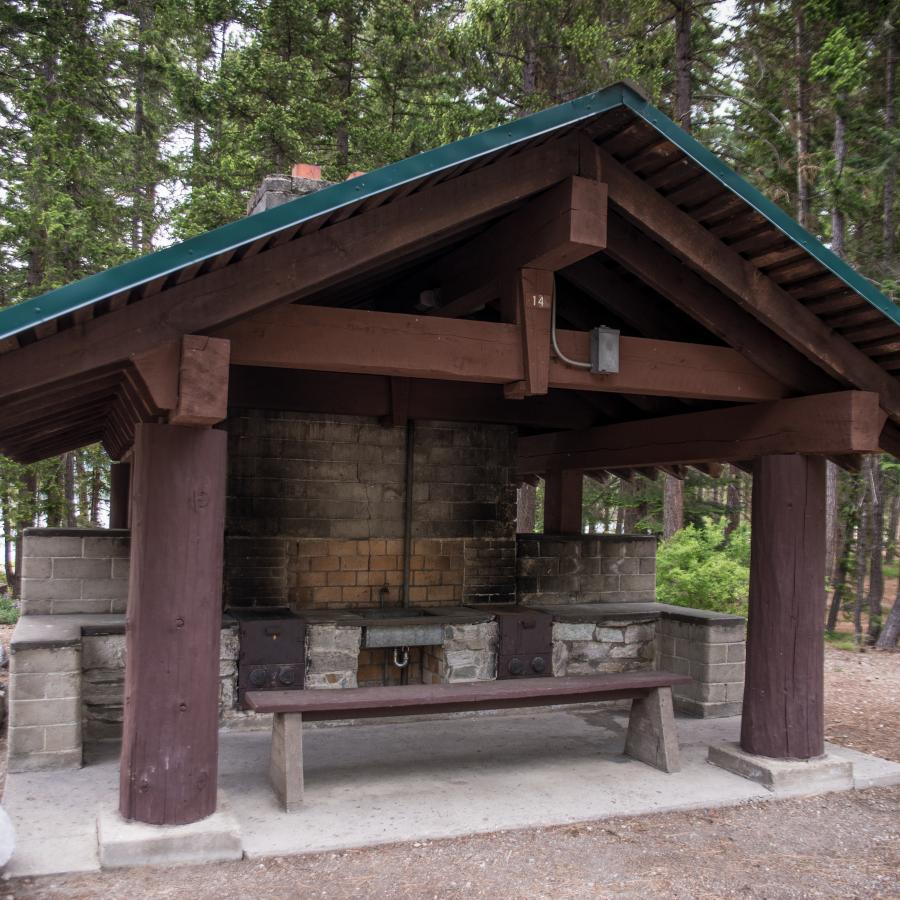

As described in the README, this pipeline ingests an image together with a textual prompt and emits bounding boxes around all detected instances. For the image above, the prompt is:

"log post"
[741,454,826,760]
[109,461,131,529]
[119,422,227,824]
[543,468,583,534]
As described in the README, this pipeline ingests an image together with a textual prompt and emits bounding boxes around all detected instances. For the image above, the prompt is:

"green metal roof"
[1,80,897,343]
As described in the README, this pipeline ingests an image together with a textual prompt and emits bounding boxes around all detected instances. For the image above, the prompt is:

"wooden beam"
[229,368,601,431]
[0,137,581,404]
[517,391,886,473]
[171,336,230,426]
[432,176,607,317]
[543,468,584,534]
[599,149,900,417]
[218,305,789,403]
[503,268,554,398]
[742,454,825,759]
[602,213,835,395]
[382,377,411,427]
[120,423,227,825]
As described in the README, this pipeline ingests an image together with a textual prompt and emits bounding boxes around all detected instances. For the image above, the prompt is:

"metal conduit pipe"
[401,420,415,608]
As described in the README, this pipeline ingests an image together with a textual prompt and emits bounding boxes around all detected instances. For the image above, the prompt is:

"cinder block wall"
[656,612,747,717]
[225,412,518,609]
[19,529,129,616]
[517,534,656,605]
[8,644,82,771]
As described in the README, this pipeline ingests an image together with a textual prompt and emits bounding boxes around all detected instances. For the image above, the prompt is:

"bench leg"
[270,712,304,811]
[624,686,681,773]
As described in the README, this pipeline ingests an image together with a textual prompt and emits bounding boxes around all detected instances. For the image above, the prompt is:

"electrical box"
[590,326,620,374]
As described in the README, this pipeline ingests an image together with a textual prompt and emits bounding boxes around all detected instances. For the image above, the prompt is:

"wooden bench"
[245,670,691,811]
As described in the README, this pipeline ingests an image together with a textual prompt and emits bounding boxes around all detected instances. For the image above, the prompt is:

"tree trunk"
[673,1,692,131]
[867,458,885,642]
[662,474,683,538]
[2,494,14,593]
[89,459,103,526]
[876,575,900,648]
[885,491,900,565]
[63,452,76,527]
[885,22,896,272]
[827,514,853,632]
[831,101,847,258]
[724,466,741,537]
[794,2,812,229]
[825,461,839,578]
[854,467,870,643]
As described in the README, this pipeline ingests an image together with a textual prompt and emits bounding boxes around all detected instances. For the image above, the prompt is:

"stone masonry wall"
[225,412,517,610]
[20,529,129,616]
[423,623,499,684]
[656,611,747,717]
[80,628,243,743]
[517,534,656,605]
[551,620,656,676]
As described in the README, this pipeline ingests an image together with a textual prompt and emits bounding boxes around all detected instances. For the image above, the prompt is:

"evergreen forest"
[0,0,898,646]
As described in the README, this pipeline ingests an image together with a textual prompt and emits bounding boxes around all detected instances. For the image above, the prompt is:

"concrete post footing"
[97,793,243,868]
[707,742,854,795]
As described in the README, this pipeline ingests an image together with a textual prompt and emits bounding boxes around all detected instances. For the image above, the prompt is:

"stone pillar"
[543,469,583,534]
[109,462,131,530]
[741,454,826,760]
[119,423,227,825]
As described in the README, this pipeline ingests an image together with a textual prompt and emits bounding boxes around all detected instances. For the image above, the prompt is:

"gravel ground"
[5,645,899,900]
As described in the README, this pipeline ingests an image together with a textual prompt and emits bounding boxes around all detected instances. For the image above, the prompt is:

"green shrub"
[657,518,750,617]
[0,595,20,625]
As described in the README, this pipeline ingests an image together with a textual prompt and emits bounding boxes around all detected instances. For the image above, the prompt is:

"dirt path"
[7,646,900,900]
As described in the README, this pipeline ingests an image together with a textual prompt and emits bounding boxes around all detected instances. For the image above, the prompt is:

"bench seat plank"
[245,671,690,721]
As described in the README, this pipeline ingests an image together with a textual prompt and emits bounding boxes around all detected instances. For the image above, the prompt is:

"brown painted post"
[543,468,583,534]
[109,461,131,529]
[741,454,826,759]
[119,423,227,825]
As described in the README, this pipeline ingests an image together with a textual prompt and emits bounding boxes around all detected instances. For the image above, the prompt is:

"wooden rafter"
[598,148,900,418]
[0,137,582,404]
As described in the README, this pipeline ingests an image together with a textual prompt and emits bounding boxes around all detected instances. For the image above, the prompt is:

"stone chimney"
[246,162,333,216]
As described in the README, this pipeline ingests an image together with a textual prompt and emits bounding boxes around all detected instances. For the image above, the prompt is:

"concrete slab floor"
[4,707,900,878]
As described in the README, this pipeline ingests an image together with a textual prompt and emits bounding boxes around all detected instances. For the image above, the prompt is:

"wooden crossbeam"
[218,304,789,404]
[0,137,581,404]
[517,391,886,473]
[599,149,900,417]
[230,368,602,430]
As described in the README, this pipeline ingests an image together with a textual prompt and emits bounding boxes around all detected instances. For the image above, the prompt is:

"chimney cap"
[291,163,322,180]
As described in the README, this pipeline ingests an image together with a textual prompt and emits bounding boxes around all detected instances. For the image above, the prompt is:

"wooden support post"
[504,268,554,399]
[741,454,826,760]
[270,712,304,811]
[119,422,227,825]
[109,461,131,530]
[543,468,583,534]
